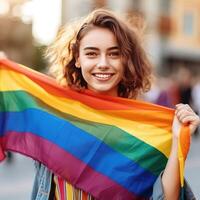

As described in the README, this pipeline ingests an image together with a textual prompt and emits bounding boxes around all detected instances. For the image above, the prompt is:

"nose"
[96,55,109,69]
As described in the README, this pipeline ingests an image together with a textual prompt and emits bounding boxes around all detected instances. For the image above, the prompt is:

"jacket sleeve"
[150,172,196,200]
[31,162,53,200]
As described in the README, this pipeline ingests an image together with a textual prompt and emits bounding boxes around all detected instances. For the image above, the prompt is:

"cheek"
[80,65,92,82]
[80,64,92,77]
[113,60,124,75]
[79,57,96,69]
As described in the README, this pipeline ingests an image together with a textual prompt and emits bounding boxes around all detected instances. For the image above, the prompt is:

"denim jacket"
[31,162,52,200]
[31,162,196,200]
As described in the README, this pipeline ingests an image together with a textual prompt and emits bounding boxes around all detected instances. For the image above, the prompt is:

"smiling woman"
[78,27,124,96]
[47,9,152,99]
[0,8,199,200]
[44,8,199,200]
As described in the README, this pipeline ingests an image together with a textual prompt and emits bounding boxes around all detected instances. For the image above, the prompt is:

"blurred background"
[0,0,199,199]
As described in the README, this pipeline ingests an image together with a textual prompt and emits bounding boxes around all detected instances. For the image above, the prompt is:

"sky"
[31,0,62,44]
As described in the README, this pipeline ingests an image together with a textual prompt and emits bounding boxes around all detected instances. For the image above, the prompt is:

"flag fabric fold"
[0,59,190,199]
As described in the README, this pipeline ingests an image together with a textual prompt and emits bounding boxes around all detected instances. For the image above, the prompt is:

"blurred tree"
[33,45,48,72]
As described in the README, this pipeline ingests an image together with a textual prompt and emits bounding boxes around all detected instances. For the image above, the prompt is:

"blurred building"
[61,0,200,75]
[0,0,34,66]
[160,0,200,75]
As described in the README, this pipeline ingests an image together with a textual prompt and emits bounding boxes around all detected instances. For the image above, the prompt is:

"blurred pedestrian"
[143,76,173,108]
[176,67,193,106]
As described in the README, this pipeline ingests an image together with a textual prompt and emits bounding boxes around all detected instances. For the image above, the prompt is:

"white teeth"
[94,74,112,78]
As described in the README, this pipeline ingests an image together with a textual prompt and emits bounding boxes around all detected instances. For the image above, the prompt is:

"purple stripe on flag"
[1,132,145,200]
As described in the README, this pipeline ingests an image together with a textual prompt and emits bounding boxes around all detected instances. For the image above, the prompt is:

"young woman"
[1,9,199,200]
[30,9,200,200]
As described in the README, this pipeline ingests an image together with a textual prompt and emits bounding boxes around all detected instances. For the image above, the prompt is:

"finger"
[184,104,193,112]
[181,115,199,124]
[175,104,195,119]
[176,111,199,123]
[175,110,199,125]
[176,104,192,112]
[175,109,192,121]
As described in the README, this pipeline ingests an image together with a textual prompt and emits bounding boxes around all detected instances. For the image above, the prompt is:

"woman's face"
[77,27,124,96]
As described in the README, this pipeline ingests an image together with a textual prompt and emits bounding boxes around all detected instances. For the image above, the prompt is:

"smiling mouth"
[92,73,115,80]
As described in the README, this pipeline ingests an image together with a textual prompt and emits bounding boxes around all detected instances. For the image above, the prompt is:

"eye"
[85,52,97,57]
[109,51,120,58]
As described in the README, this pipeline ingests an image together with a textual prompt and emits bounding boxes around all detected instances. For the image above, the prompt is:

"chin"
[93,88,117,96]
[88,83,118,96]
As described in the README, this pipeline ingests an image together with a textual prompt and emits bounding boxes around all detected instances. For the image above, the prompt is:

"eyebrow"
[83,46,119,51]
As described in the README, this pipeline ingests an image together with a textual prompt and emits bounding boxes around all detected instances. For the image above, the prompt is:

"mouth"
[92,73,115,81]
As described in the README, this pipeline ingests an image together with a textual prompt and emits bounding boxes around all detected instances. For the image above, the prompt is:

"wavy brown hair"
[46,9,152,98]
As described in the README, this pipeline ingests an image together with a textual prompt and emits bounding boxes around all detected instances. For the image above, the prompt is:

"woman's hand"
[162,103,199,200]
[172,103,200,138]
[0,51,7,59]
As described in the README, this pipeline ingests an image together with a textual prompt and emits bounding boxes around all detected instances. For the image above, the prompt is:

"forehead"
[79,27,118,49]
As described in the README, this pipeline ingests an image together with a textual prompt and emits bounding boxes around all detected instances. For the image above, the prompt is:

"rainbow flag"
[0,59,190,199]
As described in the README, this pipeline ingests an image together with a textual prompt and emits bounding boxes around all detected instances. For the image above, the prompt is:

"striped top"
[54,175,95,200]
